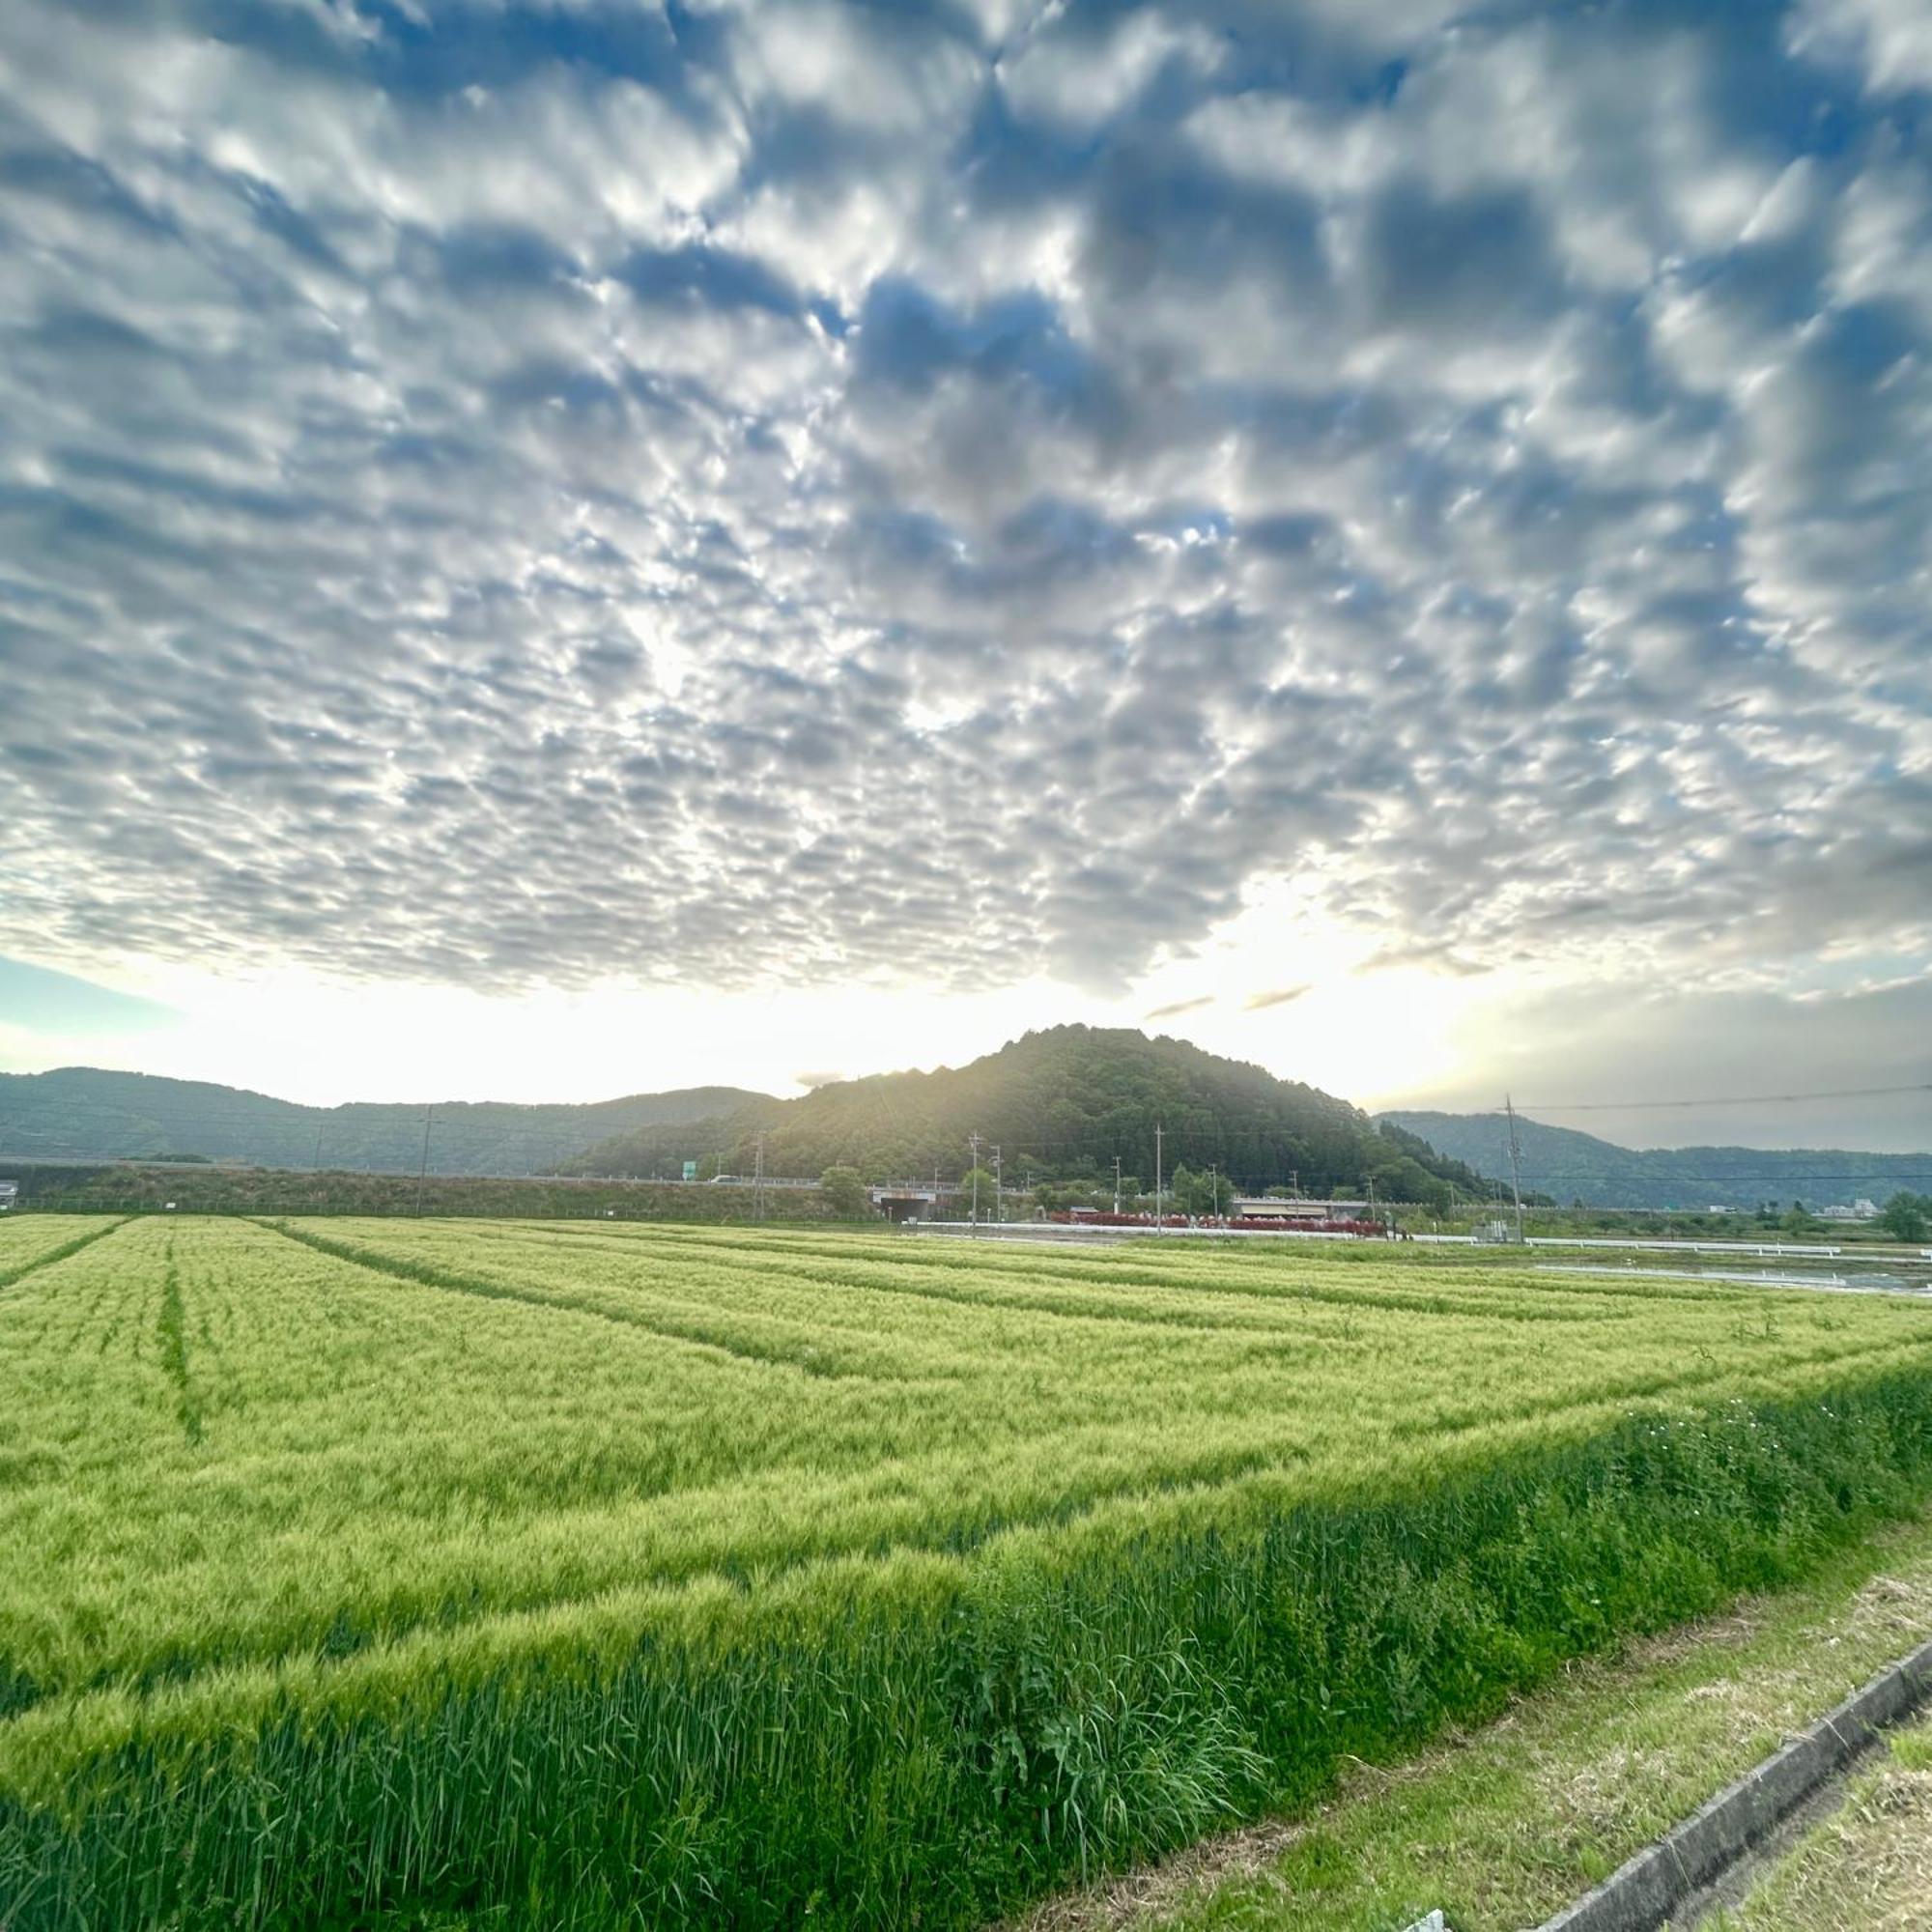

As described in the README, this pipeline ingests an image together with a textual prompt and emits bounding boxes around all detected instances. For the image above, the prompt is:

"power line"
[414,1106,434,1217]
[1522,1170,1932,1186]
[11,1081,1924,1143]
[1493,1081,1932,1115]
[17,1119,1921,1163]
[1504,1094,1525,1243]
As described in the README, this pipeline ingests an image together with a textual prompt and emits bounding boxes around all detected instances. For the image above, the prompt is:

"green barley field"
[8,1214,1932,1930]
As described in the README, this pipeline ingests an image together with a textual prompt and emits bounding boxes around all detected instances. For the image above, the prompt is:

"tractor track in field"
[0,1216,132,1293]
[259,1217,899,1381]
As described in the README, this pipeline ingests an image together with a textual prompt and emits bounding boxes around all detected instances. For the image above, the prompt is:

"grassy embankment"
[1024,1508,1932,1929]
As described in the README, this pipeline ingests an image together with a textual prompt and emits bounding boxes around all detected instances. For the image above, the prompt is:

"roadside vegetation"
[7,1219,1932,1928]
[14,1164,1925,1248]
[1020,1509,1932,1932]
[1,1164,842,1220]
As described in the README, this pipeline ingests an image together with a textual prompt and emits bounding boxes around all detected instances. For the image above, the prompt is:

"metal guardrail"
[1412,1233,1851,1258]
[1527,1235,1844,1257]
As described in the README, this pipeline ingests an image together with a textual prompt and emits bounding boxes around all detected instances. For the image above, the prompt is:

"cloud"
[0,0,1926,1021]
[1143,996,1214,1021]
[1243,985,1310,1012]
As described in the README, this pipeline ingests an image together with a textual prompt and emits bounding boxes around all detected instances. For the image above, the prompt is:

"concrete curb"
[1534,1632,1932,1932]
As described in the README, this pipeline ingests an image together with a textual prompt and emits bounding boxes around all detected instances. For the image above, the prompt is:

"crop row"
[8,1216,1913,1702]
[5,1217,1932,1927]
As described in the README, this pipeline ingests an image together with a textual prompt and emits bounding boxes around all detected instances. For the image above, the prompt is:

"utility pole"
[992,1145,1003,1224]
[414,1106,434,1218]
[1153,1123,1163,1235]
[1505,1094,1526,1244]
[313,1122,325,1172]
[1113,1155,1122,1216]
[968,1131,981,1231]
[753,1130,767,1223]
[1208,1160,1219,1226]
[1365,1174,1377,1234]
[933,1161,941,1223]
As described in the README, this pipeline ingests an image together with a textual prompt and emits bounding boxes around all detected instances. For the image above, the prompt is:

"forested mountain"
[578,1025,1490,1202]
[0,1067,767,1176]
[1378,1110,1932,1211]
[1,1038,1505,1201]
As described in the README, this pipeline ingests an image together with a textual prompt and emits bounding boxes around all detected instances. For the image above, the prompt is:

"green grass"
[1712,1706,1932,1930]
[8,1217,1932,1929]
[1048,1507,1932,1930]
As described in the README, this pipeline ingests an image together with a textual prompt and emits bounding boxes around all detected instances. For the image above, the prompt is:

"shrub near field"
[6,1222,1932,1928]
[4,1164,840,1221]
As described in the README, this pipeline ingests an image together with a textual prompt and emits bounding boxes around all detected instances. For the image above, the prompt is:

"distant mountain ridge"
[0,1067,769,1177]
[1378,1109,1932,1211]
[578,1024,1490,1201]
[10,1057,1921,1212]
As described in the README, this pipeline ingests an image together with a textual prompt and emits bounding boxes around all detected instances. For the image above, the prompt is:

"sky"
[1,0,1929,1151]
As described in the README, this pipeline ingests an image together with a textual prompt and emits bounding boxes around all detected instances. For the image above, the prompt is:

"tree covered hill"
[1378,1109,1932,1211]
[0,1067,767,1177]
[0,1037,1498,1203]
[579,1025,1490,1203]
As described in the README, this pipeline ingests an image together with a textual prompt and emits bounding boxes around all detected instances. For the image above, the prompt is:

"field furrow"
[0,1216,131,1292]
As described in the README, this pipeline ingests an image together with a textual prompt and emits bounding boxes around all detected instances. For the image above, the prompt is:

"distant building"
[0,1181,16,1210]
[1231,1196,1369,1221]
[1819,1200,1880,1222]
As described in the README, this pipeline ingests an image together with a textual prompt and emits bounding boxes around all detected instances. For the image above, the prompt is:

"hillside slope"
[0,1067,769,1176]
[580,1025,1490,1200]
[1378,1109,1932,1210]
